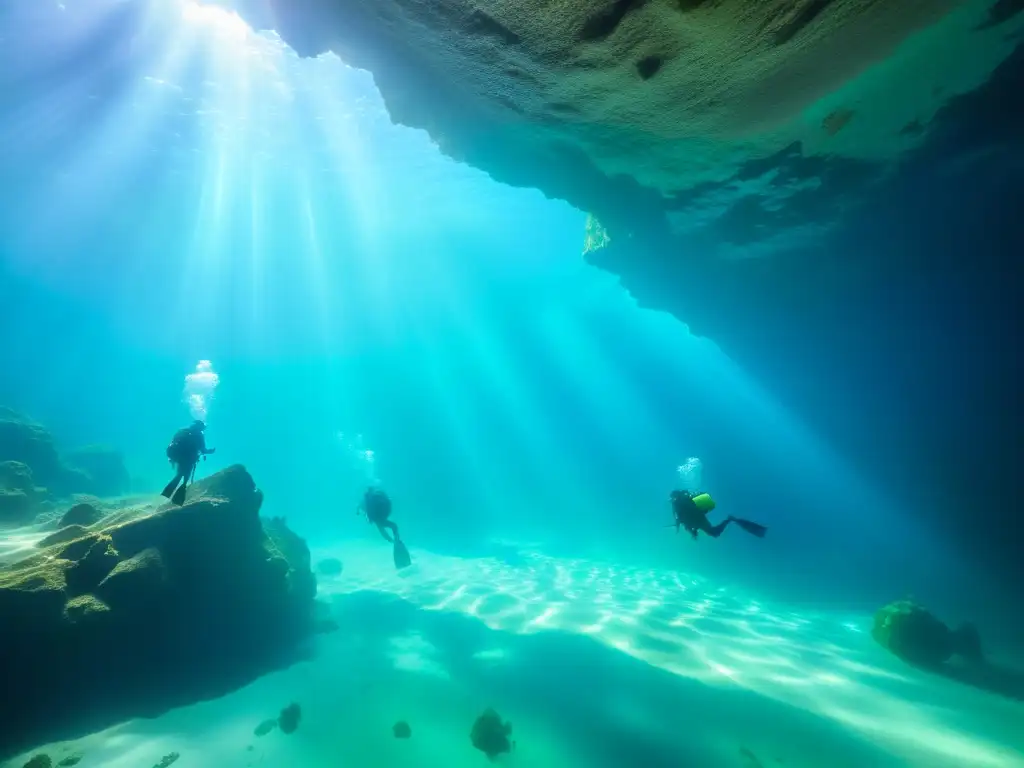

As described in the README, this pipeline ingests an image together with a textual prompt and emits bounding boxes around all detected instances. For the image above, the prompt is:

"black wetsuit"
[671,489,733,539]
[362,488,400,542]
[162,425,215,503]
[670,490,767,540]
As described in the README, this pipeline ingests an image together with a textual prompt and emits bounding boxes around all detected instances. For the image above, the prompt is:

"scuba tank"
[692,493,716,513]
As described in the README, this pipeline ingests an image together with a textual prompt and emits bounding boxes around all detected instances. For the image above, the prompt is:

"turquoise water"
[1,2,1022,767]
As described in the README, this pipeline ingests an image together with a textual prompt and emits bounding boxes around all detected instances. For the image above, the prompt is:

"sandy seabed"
[5,541,1023,768]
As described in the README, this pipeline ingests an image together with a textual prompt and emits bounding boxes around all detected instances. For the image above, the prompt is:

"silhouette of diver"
[669,489,767,540]
[358,487,411,569]
[161,419,215,506]
[359,487,400,542]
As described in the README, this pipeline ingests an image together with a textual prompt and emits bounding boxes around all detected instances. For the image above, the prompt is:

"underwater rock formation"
[232,2,1024,597]
[61,445,130,498]
[0,460,45,525]
[0,409,61,492]
[0,465,319,759]
[393,720,412,739]
[470,707,514,759]
[278,702,302,734]
[235,0,1018,256]
[57,501,105,528]
[0,408,131,505]
[152,753,179,768]
[254,718,278,737]
[872,599,982,668]
[872,600,1024,702]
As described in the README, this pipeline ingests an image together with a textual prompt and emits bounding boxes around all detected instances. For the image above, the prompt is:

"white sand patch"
[5,543,1022,768]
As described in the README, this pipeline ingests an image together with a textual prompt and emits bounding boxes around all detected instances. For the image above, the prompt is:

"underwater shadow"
[918,658,1024,704]
[326,590,907,768]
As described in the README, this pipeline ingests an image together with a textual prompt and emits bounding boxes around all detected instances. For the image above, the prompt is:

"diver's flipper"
[161,478,179,498]
[170,484,187,506]
[393,539,412,570]
[733,518,767,538]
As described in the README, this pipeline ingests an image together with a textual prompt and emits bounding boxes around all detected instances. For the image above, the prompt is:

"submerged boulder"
[0,409,127,500]
[0,465,319,759]
[0,409,62,489]
[470,707,514,759]
[872,599,983,668]
[58,502,105,529]
[0,461,46,526]
[62,446,130,498]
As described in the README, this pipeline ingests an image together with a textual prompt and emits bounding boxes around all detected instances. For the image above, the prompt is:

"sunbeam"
[1,2,1018,766]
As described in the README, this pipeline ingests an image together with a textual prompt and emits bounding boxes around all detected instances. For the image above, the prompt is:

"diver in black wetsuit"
[358,487,411,569]
[161,419,215,506]
[359,487,400,542]
[670,489,767,540]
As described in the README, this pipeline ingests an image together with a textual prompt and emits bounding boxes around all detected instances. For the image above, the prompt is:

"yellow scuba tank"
[692,493,716,513]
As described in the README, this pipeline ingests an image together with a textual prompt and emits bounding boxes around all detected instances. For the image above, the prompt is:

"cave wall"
[229,0,1024,594]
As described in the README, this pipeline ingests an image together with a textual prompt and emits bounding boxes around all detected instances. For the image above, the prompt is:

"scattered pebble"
[57,757,82,767]
[278,702,301,734]
[254,718,278,737]
[392,721,411,739]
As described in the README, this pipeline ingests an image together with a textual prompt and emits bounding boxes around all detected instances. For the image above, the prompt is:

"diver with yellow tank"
[669,489,768,540]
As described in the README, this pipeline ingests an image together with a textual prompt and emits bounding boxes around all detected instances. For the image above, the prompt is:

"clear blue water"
[1,3,1022,767]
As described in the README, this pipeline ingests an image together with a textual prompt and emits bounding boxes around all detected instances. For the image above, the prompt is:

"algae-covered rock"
[22,754,51,768]
[59,502,104,529]
[253,719,277,737]
[264,517,318,606]
[37,526,91,549]
[470,707,514,759]
[64,535,120,596]
[63,594,112,624]
[582,214,611,256]
[872,599,983,668]
[0,465,318,761]
[393,720,411,739]
[153,753,179,768]
[0,460,36,495]
[56,755,81,767]
[0,409,61,489]
[0,489,35,526]
[0,461,45,525]
[278,702,301,735]
[95,547,167,607]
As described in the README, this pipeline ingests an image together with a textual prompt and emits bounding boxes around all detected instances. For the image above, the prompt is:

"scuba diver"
[161,419,216,506]
[669,489,767,540]
[358,486,411,569]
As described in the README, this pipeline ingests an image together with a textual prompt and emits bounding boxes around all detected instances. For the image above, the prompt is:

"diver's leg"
[700,517,734,538]
[384,520,400,542]
[161,470,185,497]
[375,522,394,543]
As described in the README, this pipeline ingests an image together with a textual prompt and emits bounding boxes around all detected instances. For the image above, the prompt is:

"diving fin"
[161,478,179,498]
[733,518,767,538]
[393,539,412,570]
[170,484,187,506]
